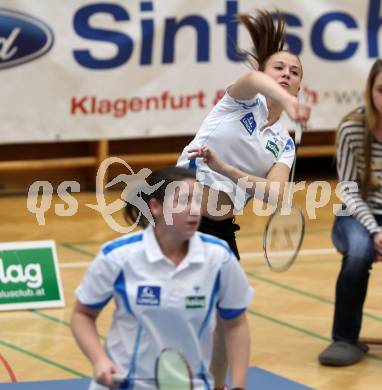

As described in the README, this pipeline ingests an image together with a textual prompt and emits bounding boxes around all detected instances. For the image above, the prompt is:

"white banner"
[0,0,380,143]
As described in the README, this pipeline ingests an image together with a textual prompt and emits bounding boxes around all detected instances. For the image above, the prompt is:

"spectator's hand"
[373,231,382,262]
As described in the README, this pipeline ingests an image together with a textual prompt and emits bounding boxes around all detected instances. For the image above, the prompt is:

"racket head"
[155,348,193,390]
[263,205,305,272]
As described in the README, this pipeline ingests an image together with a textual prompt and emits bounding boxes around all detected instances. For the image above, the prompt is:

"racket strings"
[264,207,305,271]
[263,106,307,271]
[156,349,193,389]
[112,349,194,389]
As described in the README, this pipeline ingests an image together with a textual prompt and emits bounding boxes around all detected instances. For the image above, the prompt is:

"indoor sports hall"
[1,1,382,390]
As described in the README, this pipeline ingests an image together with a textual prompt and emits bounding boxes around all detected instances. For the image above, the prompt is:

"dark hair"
[124,166,196,228]
[237,9,301,73]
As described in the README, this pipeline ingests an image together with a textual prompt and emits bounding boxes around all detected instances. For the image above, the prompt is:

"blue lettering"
[216,1,242,62]
[163,16,209,63]
[72,0,381,68]
[311,12,358,60]
[367,0,382,57]
[73,3,133,69]
[284,13,303,55]
[140,1,154,65]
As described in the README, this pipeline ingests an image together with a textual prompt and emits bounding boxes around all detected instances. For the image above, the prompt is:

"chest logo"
[186,295,206,309]
[266,140,280,158]
[240,113,257,135]
[136,286,161,306]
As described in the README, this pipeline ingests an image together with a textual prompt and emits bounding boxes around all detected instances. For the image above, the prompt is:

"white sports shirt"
[76,226,254,390]
[177,92,295,210]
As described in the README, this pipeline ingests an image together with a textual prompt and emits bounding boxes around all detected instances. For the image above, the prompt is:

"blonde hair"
[337,59,382,197]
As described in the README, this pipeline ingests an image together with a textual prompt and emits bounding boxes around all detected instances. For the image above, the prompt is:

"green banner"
[0,241,64,310]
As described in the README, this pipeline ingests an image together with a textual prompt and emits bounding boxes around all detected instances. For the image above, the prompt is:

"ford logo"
[0,8,54,70]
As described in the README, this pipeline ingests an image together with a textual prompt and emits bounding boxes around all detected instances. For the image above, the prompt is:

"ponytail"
[237,9,286,70]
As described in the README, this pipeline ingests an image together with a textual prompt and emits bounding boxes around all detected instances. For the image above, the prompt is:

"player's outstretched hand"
[373,231,382,262]
[284,95,311,127]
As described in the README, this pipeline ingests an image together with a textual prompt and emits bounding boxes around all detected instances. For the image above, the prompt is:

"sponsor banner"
[0,0,380,143]
[0,240,65,311]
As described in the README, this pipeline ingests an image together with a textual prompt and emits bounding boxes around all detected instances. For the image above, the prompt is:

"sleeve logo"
[283,138,295,152]
[266,140,280,158]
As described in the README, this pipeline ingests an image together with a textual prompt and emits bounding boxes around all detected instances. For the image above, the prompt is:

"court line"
[250,310,382,363]
[29,309,106,341]
[60,243,95,257]
[60,240,101,245]
[241,248,337,258]
[250,310,330,342]
[0,350,17,382]
[29,309,72,327]
[0,339,88,378]
[247,271,382,323]
[237,227,331,238]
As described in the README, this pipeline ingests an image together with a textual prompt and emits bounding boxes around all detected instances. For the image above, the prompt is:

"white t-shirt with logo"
[177,92,295,210]
[76,226,254,390]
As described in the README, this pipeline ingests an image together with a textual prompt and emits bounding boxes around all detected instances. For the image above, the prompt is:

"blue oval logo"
[0,8,54,70]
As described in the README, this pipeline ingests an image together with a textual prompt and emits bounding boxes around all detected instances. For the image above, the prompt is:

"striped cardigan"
[337,116,382,234]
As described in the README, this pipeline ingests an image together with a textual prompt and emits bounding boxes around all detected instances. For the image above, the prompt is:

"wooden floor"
[1,180,382,389]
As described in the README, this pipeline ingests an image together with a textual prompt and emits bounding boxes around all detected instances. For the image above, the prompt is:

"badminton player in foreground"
[70,167,253,389]
[177,9,310,388]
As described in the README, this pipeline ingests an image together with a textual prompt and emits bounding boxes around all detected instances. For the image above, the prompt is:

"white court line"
[59,248,338,268]
[241,247,337,259]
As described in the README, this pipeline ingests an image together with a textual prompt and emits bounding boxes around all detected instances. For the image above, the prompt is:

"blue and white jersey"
[177,92,295,210]
[76,226,254,390]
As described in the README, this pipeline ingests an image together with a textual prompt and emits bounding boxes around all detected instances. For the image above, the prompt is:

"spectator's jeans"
[331,214,382,344]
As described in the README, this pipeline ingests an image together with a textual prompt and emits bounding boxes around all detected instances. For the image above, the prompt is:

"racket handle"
[294,123,302,145]
[295,90,308,146]
[112,373,127,384]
